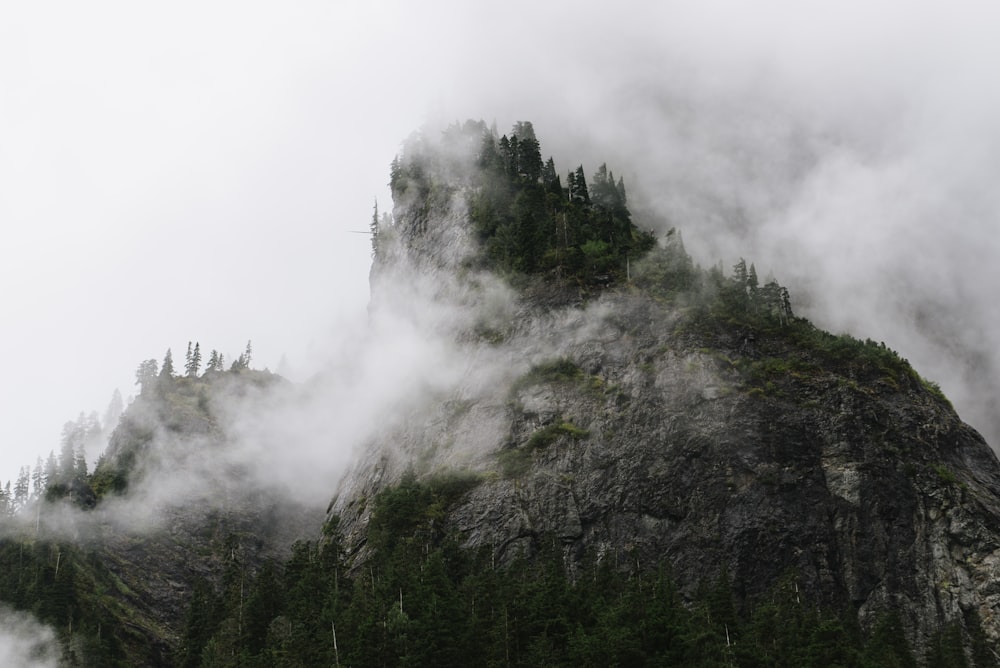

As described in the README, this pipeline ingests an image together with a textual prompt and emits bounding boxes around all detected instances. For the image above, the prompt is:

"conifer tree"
[14,466,29,509]
[185,342,201,377]
[161,349,175,378]
[370,198,380,259]
[102,389,123,436]
[135,360,158,393]
[44,451,58,491]
[541,157,561,193]
[75,442,88,479]
[206,350,222,373]
[59,418,81,483]
[511,122,542,183]
[0,481,10,515]
[231,341,253,371]
[732,258,748,285]
[570,166,590,204]
[32,457,44,498]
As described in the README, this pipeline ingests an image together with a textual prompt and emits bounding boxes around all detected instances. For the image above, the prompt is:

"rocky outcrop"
[330,125,1000,657]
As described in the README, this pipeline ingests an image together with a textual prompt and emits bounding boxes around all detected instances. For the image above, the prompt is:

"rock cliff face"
[331,122,1000,656]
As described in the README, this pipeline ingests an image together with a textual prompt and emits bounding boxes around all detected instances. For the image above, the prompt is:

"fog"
[0,606,60,668]
[3,1,1000,493]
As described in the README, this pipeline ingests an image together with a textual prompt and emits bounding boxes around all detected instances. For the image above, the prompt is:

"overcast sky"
[2,1,1000,484]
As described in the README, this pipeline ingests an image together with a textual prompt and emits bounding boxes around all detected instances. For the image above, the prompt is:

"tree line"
[383,120,655,282]
[176,471,991,667]
[135,340,253,395]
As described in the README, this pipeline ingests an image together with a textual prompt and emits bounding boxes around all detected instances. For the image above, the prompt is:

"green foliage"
[0,539,133,666]
[512,358,582,393]
[932,463,959,485]
[177,502,969,668]
[921,377,954,408]
[524,422,590,451]
[396,119,655,285]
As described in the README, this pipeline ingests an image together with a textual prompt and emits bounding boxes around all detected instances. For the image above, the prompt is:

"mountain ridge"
[1,119,999,665]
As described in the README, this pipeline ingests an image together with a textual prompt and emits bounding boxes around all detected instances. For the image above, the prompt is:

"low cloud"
[0,606,60,668]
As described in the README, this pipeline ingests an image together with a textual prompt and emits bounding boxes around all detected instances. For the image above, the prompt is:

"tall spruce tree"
[161,349,175,378]
[185,342,201,377]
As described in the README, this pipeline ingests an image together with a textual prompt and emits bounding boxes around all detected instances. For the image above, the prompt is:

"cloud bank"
[3,1,999,486]
[0,606,60,668]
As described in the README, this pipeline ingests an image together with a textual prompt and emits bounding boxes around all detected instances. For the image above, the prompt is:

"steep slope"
[330,120,1000,661]
[0,369,323,666]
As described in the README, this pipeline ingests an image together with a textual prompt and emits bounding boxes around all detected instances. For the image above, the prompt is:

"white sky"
[3,1,1000,483]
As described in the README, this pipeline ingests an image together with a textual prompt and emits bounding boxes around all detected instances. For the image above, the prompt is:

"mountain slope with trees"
[2,120,1000,666]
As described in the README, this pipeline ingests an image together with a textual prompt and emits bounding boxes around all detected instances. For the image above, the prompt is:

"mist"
[3,2,999,495]
[0,606,60,668]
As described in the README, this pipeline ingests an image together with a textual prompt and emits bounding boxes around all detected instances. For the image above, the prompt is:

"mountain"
[2,119,1000,666]
[0,369,323,666]
[331,121,1000,665]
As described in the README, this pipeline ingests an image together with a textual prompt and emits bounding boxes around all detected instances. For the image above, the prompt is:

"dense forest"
[171,472,986,667]
[384,119,655,282]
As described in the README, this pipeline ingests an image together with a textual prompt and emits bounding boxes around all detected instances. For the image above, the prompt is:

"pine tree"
[370,199,380,258]
[135,360,158,394]
[14,466,30,509]
[75,442,88,480]
[31,457,44,499]
[161,349,175,378]
[206,350,222,373]
[0,481,10,516]
[59,418,81,484]
[186,342,202,377]
[102,389,124,436]
[732,258,748,285]
[511,122,542,183]
[541,157,561,193]
[231,341,253,371]
[570,166,590,204]
[45,451,58,491]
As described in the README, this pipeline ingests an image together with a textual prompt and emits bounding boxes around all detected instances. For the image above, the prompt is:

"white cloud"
[2,0,1000,490]
[0,606,60,668]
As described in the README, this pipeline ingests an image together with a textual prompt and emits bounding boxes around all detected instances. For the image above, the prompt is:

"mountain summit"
[333,120,1000,665]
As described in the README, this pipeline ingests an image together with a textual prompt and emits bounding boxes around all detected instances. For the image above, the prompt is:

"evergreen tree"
[732,257,748,285]
[14,466,29,509]
[511,121,542,183]
[161,349,175,379]
[370,198,381,258]
[570,165,590,204]
[206,350,222,373]
[74,442,88,480]
[185,342,202,378]
[31,457,44,499]
[135,359,158,394]
[102,389,124,436]
[58,419,81,484]
[541,157,561,193]
[231,341,253,371]
[0,481,10,516]
[477,129,502,173]
[44,451,57,491]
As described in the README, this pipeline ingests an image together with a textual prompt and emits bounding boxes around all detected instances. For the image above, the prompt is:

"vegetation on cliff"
[178,473,991,667]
